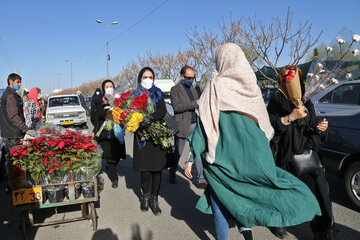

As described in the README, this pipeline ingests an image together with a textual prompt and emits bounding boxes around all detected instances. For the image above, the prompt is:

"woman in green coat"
[185,43,321,240]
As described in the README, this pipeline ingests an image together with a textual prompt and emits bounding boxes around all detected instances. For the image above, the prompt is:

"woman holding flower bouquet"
[185,43,322,240]
[132,67,167,216]
[92,79,126,188]
[267,66,334,240]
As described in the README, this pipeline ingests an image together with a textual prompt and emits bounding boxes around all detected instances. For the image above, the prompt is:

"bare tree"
[186,9,322,83]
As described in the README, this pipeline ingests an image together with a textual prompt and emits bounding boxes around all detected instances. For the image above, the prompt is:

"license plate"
[61,121,74,125]
[12,187,43,206]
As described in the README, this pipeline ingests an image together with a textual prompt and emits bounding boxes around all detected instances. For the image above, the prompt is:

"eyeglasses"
[183,75,195,80]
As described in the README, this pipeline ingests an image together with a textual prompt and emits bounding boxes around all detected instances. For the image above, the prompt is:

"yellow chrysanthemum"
[126,112,143,132]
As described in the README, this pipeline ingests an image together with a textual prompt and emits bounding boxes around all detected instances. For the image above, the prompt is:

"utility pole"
[65,59,77,89]
[56,73,63,89]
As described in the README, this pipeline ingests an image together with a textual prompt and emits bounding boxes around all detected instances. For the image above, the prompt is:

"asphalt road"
[0,120,359,240]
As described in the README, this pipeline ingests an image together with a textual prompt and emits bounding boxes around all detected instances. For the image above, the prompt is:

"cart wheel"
[88,202,97,231]
[21,212,30,240]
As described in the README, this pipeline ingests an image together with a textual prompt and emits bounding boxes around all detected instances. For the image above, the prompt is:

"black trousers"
[106,162,118,183]
[300,168,333,232]
[140,171,161,196]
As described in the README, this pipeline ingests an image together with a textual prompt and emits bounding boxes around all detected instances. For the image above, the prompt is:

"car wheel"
[344,161,360,208]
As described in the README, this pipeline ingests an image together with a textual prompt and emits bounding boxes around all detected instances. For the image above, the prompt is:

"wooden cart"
[12,179,99,240]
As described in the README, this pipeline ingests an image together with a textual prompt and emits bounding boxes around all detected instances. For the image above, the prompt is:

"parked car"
[311,80,360,208]
[261,87,277,105]
[85,96,92,116]
[46,95,87,128]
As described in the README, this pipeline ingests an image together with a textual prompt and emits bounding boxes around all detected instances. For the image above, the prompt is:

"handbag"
[291,149,322,177]
[164,112,179,135]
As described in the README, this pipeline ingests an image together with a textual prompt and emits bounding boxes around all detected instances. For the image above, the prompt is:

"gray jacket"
[170,82,199,138]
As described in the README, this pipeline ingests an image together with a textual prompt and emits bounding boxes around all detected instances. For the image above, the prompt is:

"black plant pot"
[64,184,82,200]
[82,185,95,198]
[47,187,65,203]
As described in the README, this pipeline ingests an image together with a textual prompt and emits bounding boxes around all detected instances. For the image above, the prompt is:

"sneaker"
[268,227,288,239]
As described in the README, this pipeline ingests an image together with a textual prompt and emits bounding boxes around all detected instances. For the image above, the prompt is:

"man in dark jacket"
[169,66,207,188]
[0,73,35,192]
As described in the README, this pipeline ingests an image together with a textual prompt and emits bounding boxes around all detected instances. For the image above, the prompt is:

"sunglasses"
[183,75,195,80]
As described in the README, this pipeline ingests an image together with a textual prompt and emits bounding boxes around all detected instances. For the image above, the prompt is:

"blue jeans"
[210,191,250,240]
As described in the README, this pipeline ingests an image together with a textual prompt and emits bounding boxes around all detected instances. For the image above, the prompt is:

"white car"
[46,95,87,127]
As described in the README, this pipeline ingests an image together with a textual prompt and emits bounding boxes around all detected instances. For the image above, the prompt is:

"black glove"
[139,115,154,129]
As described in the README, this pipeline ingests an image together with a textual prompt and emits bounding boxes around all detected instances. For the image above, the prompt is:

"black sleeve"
[150,97,166,122]
[267,92,291,136]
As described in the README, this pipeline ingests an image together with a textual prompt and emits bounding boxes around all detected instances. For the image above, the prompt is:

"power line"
[73,0,169,75]
[0,37,16,71]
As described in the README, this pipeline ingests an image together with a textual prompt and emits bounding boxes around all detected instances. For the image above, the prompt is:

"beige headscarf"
[198,43,274,164]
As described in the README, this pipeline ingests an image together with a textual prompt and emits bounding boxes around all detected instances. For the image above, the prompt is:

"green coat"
[189,111,321,227]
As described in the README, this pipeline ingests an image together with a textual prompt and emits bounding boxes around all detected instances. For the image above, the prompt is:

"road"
[0,121,359,240]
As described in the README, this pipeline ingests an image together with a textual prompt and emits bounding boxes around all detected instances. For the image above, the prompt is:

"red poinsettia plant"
[8,129,101,188]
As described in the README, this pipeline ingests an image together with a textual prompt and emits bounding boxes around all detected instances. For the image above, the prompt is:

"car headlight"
[47,114,54,119]
[79,111,86,118]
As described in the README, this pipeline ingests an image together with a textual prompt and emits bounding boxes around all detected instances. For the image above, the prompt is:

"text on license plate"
[12,187,43,206]
[61,121,74,125]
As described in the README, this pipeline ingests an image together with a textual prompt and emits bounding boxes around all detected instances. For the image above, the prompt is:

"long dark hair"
[101,79,114,94]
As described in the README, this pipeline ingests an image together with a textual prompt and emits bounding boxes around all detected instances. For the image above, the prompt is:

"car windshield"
[48,96,80,107]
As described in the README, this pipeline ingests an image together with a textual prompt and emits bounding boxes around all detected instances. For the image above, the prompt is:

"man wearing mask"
[169,66,207,188]
[0,73,35,192]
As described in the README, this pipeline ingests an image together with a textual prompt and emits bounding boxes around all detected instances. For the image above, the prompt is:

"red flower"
[49,169,54,174]
[284,69,296,83]
[131,92,148,111]
[67,161,71,167]
[58,141,65,149]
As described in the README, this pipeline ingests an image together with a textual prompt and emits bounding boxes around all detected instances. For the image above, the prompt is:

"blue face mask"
[183,79,193,87]
[13,85,20,91]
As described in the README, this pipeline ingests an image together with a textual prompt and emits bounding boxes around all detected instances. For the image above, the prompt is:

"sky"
[0,0,359,94]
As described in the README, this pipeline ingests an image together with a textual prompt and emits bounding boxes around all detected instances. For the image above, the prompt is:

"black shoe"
[111,180,118,188]
[268,227,288,239]
[242,230,253,240]
[169,173,177,184]
[140,193,150,212]
[149,195,162,216]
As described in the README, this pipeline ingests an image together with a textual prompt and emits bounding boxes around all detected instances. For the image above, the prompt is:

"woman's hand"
[290,105,307,120]
[317,118,328,132]
[184,162,193,179]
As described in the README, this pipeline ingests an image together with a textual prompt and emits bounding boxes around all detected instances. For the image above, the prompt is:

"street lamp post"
[65,59,77,89]
[56,73,63,89]
[96,19,118,79]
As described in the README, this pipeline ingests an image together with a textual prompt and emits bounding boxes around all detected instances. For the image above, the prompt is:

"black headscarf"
[101,79,114,94]
[137,67,154,84]
[133,67,162,110]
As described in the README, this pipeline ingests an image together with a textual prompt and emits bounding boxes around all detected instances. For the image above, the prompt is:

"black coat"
[267,91,326,171]
[133,97,168,171]
[90,89,126,163]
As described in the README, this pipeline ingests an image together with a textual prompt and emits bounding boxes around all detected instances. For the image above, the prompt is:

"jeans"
[170,123,206,184]
[210,191,250,240]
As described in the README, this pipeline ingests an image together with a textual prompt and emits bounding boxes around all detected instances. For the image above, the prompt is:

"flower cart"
[13,179,99,240]
[8,127,102,240]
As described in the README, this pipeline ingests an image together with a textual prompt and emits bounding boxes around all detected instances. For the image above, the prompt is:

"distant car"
[85,96,92,116]
[311,80,360,208]
[46,95,87,128]
[261,87,277,105]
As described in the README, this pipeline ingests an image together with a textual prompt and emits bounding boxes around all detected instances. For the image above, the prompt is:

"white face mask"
[141,78,153,89]
[105,87,114,95]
